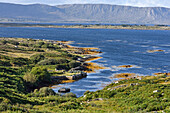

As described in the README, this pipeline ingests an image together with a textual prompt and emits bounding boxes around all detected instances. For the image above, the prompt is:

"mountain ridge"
[0,2,170,24]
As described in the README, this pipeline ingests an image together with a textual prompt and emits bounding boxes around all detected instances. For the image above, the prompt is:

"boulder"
[58,88,70,93]
[39,87,56,96]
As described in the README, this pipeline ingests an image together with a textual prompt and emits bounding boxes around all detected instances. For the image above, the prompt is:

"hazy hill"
[0,3,170,24]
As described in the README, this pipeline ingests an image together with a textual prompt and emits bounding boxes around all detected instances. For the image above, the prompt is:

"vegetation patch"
[0,37,169,113]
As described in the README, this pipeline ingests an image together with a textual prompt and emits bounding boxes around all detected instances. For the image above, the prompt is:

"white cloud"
[123,0,170,7]
[0,0,170,8]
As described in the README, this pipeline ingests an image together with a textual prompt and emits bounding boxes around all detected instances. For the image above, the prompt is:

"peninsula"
[0,37,169,112]
[0,23,170,30]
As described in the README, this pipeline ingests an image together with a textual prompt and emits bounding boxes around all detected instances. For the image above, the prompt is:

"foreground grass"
[1,73,169,112]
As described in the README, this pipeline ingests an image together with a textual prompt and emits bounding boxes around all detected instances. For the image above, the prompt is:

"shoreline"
[0,23,170,30]
[51,42,105,85]
[0,37,105,91]
[1,37,170,112]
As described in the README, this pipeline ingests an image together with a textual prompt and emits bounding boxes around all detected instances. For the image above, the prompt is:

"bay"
[0,27,170,97]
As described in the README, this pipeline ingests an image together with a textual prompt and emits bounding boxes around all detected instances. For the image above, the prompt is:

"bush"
[38,59,57,65]
[0,67,18,75]
[1,40,8,44]
[56,64,69,70]
[19,43,28,47]
[0,102,8,111]
[39,87,56,96]
[38,58,68,65]
[8,40,19,45]
[68,61,81,68]
[42,43,55,49]
[58,102,80,110]
[23,67,51,86]
[0,60,12,66]
[30,54,45,64]
[10,57,30,66]
[23,72,37,84]
[38,42,45,46]
[32,48,44,52]
[56,58,68,64]
[43,53,59,57]
[62,93,77,98]
[30,67,51,83]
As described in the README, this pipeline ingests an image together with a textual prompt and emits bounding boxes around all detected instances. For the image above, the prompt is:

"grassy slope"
[1,74,169,112]
[0,37,169,112]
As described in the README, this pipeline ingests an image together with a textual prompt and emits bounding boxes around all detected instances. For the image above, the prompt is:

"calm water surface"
[0,27,170,97]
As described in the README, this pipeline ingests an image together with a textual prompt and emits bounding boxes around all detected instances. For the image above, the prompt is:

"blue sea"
[0,27,170,97]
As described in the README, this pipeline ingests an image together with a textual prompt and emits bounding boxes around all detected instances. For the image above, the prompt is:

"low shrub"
[39,87,56,96]
[62,93,77,98]
[38,58,68,65]
[10,57,30,66]
[56,63,69,70]
[30,54,45,64]
[68,60,81,68]
[0,60,12,66]
[23,72,37,84]
[23,67,51,87]
[8,40,19,45]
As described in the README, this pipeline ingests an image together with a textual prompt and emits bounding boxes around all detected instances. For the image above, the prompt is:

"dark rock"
[94,98,105,101]
[58,88,70,93]
[130,83,139,86]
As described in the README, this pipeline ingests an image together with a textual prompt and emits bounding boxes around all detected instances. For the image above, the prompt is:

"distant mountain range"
[0,2,170,24]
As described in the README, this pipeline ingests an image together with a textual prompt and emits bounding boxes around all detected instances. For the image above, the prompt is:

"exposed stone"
[147,50,164,53]
[51,72,87,80]
[130,83,139,86]
[93,98,105,101]
[118,65,133,68]
[58,88,70,93]
[154,72,170,76]
[115,81,119,84]
[153,90,160,93]
[114,73,136,78]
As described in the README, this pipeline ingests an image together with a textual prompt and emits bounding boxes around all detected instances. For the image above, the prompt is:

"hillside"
[0,3,170,24]
[0,37,169,112]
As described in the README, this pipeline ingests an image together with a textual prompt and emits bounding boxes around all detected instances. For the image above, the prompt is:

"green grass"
[0,71,169,112]
[0,37,169,112]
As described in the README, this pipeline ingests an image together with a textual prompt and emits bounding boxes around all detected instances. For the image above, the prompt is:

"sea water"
[0,27,170,97]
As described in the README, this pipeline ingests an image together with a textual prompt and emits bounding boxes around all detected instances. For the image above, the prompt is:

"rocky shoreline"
[49,40,104,85]
[51,71,87,80]
[0,37,104,92]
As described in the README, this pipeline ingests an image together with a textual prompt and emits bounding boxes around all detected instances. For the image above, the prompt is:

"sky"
[0,0,170,8]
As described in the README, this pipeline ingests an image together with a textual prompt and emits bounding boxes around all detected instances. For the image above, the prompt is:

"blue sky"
[0,0,170,8]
